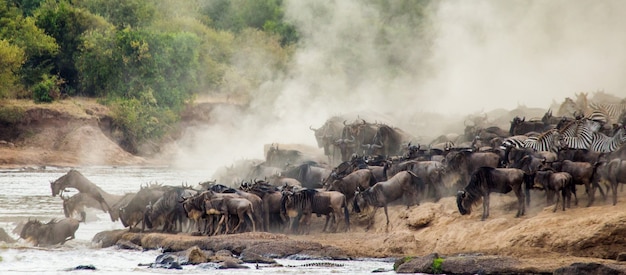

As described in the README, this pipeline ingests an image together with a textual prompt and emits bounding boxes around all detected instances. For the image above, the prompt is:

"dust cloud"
[169,0,626,174]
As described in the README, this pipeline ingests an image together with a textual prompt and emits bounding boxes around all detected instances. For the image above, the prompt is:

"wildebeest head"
[456,191,471,215]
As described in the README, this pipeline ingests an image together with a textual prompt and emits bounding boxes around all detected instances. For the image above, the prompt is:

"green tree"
[0,39,25,97]
[74,0,155,29]
[33,0,109,94]
[0,0,58,95]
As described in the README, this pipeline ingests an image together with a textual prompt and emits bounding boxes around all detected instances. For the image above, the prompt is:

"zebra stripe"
[501,135,528,149]
[523,129,560,152]
[590,126,626,153]
[558,118,598,150]
[588,102,626,124]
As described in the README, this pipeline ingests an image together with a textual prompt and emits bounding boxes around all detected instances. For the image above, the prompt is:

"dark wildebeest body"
[325,169,377,208]
[370,125,413,157]
[50,169,118,215]
[594,159,626,205]
[385,160,443,201]
[533,169,574,212]
[353,171,421,230]
[509,116,549,136]
[444,150,501,191]
[119,183,167,231]
[281,189,349,234]
[144,186,197,233]
[20,218,80,246]
[311,116,346,164]
[549,160,600,207]
[61,193,101,222]
[456,167,526,220]
[265,144,303,168]
[240,180,286,232]
[204,196,256,235]
[281,163,331,189]
[181,192,212,234]
[558,149,602,163]
[206,184,265,231]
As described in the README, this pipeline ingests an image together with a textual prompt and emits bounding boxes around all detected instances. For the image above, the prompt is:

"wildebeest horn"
[373,143,383,149]
[309,125,316,131]
[343,120,348,126]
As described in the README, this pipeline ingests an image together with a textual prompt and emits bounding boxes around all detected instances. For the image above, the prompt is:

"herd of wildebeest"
[17,92,626,246]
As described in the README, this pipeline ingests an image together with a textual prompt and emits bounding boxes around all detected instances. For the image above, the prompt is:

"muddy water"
[0,166,394,274]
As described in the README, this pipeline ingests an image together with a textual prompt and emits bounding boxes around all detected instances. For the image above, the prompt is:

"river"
[0,166,394,274]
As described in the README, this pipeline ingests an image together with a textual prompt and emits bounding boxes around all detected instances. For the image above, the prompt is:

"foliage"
[108,98,177,153]
[73,0,155,29]
[201,0,298,45]
[0,104,25,124]
[33,0,109,93]
[32,73,61,103]
[432,257,444,274]
[0,39,25,97]
[0,0,58,91]
[9,0,44,16]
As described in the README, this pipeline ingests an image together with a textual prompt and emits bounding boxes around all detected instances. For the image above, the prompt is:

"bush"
[32,74,62,103]
[0,105,25,124]
[432,257,444,274]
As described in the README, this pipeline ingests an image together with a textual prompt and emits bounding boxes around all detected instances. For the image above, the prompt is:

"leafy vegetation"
[432,257,444,274]
[0,0,431,153]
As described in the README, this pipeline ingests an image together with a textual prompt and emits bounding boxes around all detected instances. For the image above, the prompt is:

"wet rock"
[0,228,16,243]
[92,229,127,248]
[219,259,249,269]
[64,264,97,271]
[214,249,233,258]
[240,251,276,264]
[149,254,182,270]
[440,255,523,275]
[116,240,142,250]
[395,253,439,274]
[184,246,211,264]
[298,246,350,260]
[553,262,626,275]
[616,253,626,262]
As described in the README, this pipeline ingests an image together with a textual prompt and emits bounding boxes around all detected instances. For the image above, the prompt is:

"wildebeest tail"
[343,197,350,231]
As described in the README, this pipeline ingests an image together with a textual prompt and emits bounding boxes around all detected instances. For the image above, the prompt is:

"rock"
[214,249,233,258]
[92,229,126,248]
[116,240,142,250]
[439,255,522,274]
[240,251,276,264]
[553,262,626,275]
[396,253,439,274]
[298,246,350,260]
[219,259,249,269]
[617,253,626,262]
[185,246,210,264]
[64,265,97,271]
[0,228,16,243]
[242,240,323,258]
[149,254,182,270]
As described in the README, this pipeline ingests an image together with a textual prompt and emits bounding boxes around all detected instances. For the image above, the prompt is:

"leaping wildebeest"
[19,218,80,246]
[456,167,526,220]
[353,171,422,231]
[50,169,123,217]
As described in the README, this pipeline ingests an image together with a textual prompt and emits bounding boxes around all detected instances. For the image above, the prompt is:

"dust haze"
[169,0,626,174]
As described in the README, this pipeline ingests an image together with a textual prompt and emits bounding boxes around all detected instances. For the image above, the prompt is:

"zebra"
[523,129,560,152]
[588,101,626,125]
[557,118,599,150]
[589,126,626,153]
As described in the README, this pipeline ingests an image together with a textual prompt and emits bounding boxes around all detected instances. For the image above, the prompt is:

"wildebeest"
[61,193,100,222]
[281,188,350,234]
[204,195,256,235]
[549,160,602,207]
[310,116,347,164]
[509,116,549,136]
[119,183,167,231]
[240,180,286,232]
[20,218,80,246]
[594,159,626,205]
[456,167,526,220]
[353,171,421,231]
[532,169,574,212]
[444,150,501,191]
[143,186,197,233]
[265,143,303,167]
[325,168,377,207]
[280,162,331,189]
[50,169,115,214]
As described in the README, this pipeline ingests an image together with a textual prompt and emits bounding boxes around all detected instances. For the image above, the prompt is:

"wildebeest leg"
[482,193,490,221]
[322,215,330,232]
[383,205,390,232]
[514,187,525,217]
[213,215,225,236]
[80,211,86,223]
[585,182,595,207]
[365,208,378,231]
